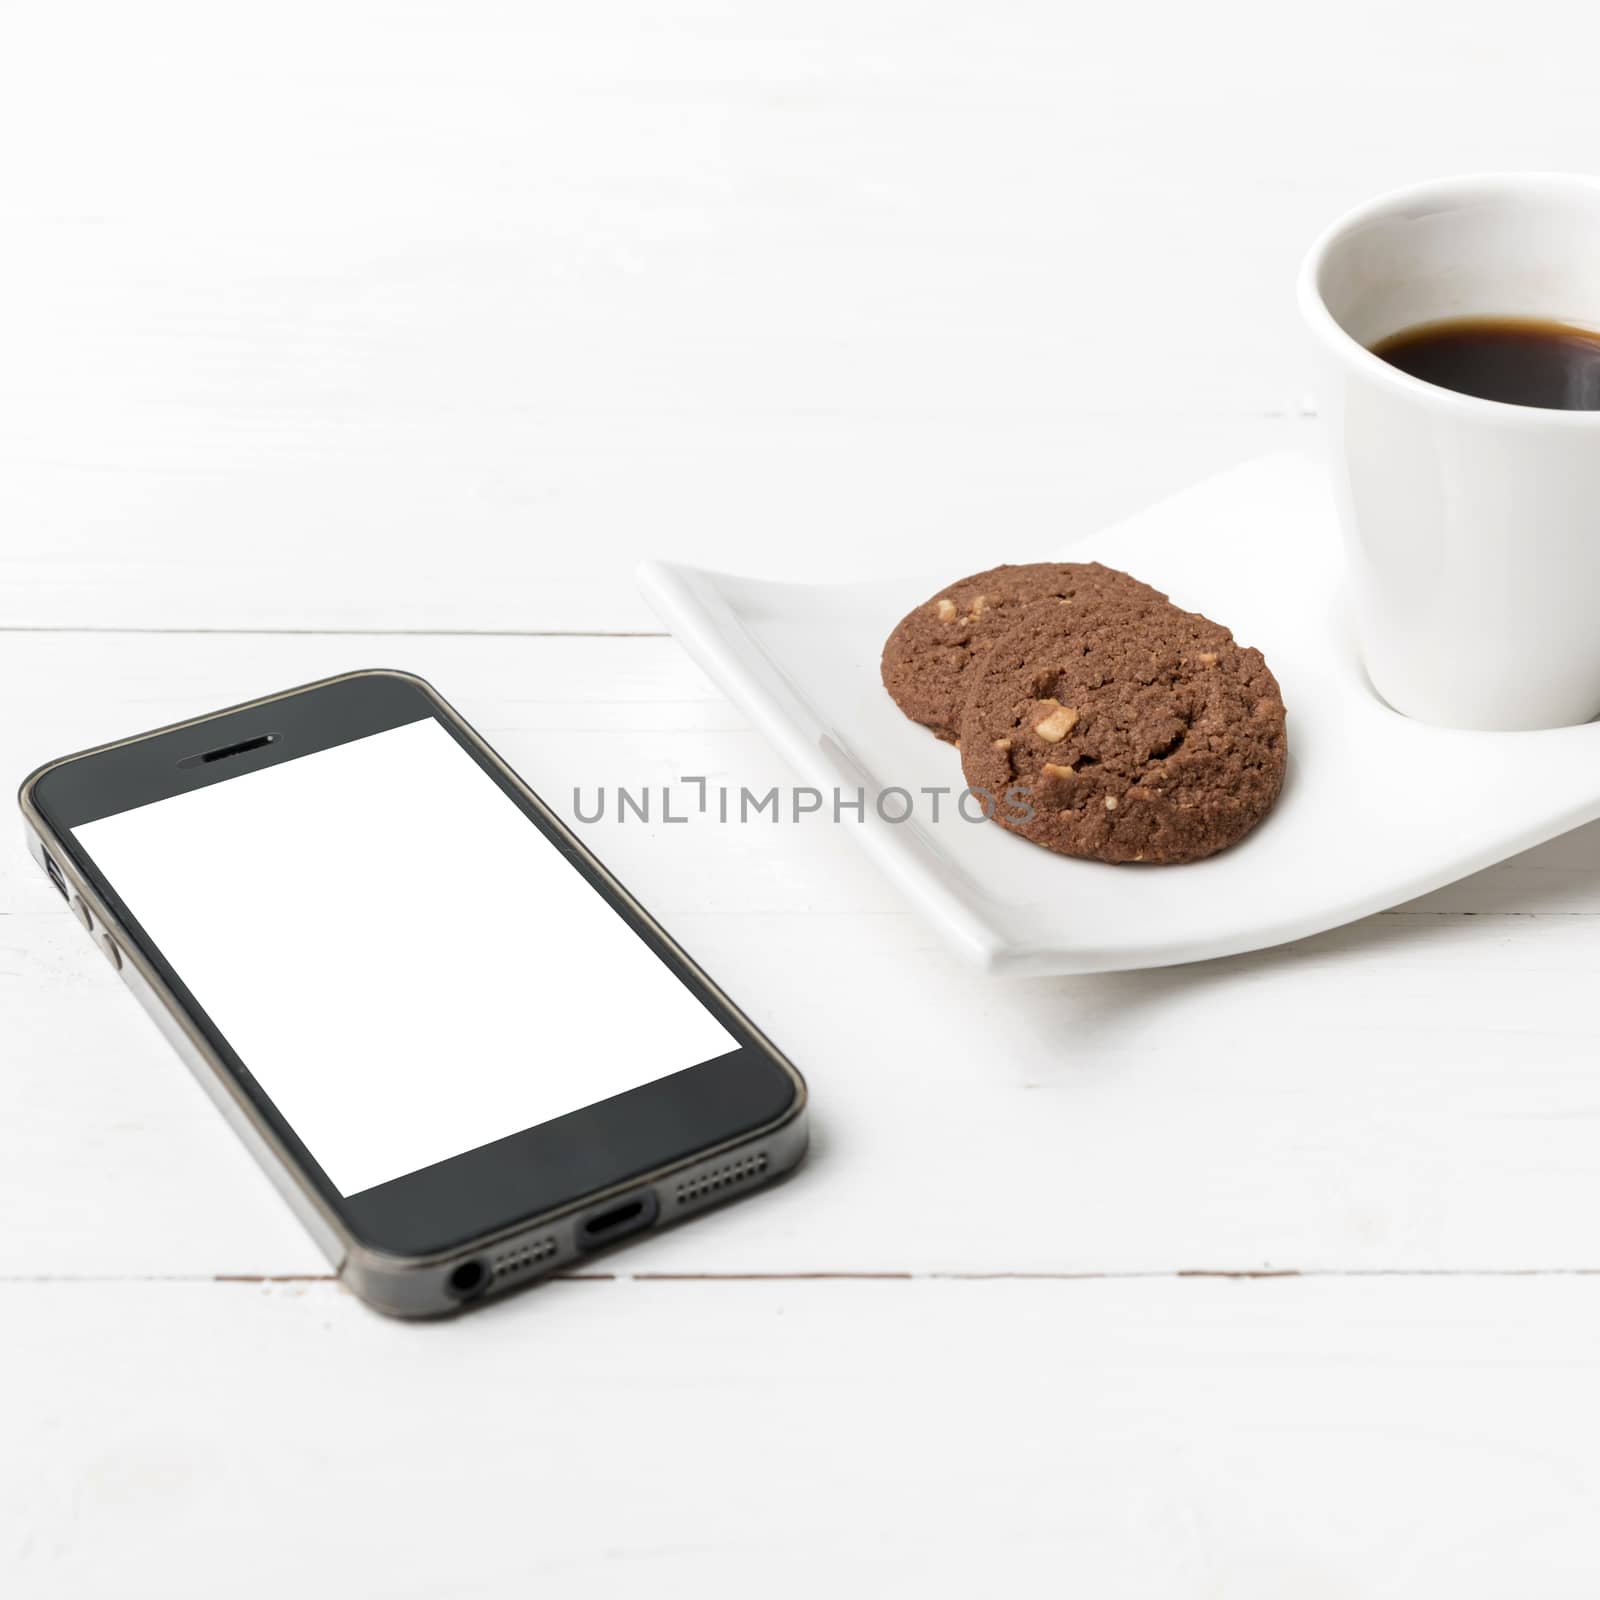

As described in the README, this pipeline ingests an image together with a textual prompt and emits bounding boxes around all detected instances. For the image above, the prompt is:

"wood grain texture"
[10,1277,1600,1599]
[5,0,1597,630]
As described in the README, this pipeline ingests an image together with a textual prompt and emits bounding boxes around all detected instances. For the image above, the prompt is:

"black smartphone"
[19,670,807,1316]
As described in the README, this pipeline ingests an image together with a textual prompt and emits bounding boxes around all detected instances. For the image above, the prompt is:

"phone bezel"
[24,670,804,1260]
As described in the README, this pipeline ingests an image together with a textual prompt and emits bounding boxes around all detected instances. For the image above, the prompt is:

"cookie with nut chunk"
[880,562,1166,743]
[958,600,1287,864]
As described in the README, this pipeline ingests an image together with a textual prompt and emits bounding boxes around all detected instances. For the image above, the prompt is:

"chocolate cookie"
[880,562,1167,743]
[958,600,1287,864]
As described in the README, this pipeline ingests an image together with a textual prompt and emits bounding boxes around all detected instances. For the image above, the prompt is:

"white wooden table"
[7,6,1600,1594]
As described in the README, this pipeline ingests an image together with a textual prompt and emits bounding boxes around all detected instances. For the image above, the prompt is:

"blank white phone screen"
[73,716,739,1196]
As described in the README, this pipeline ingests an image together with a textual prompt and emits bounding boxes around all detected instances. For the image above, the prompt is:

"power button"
[96,931,122,972]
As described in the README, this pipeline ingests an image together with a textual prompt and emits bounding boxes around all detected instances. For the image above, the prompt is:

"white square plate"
[639,454,1600,975]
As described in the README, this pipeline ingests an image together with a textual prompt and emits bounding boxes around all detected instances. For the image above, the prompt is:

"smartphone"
[19,670,807,1316]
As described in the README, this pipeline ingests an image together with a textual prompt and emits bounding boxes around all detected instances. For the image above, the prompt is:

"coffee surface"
[1371,316,1600,410]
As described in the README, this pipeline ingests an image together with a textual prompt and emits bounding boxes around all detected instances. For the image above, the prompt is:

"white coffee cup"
[1299,172,1600,730]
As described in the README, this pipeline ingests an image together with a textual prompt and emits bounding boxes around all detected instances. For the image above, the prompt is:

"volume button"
[96,931,123,972]
[70,893,92,931]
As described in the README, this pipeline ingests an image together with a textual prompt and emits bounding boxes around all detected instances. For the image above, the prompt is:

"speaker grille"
[491,1235,558,1281]
[675,1150,769,1207]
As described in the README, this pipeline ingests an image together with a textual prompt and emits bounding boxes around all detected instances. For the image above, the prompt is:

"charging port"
[579,1190,659,1251]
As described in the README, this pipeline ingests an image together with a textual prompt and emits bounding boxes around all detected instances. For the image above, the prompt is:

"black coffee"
[1371,316,1600,410]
